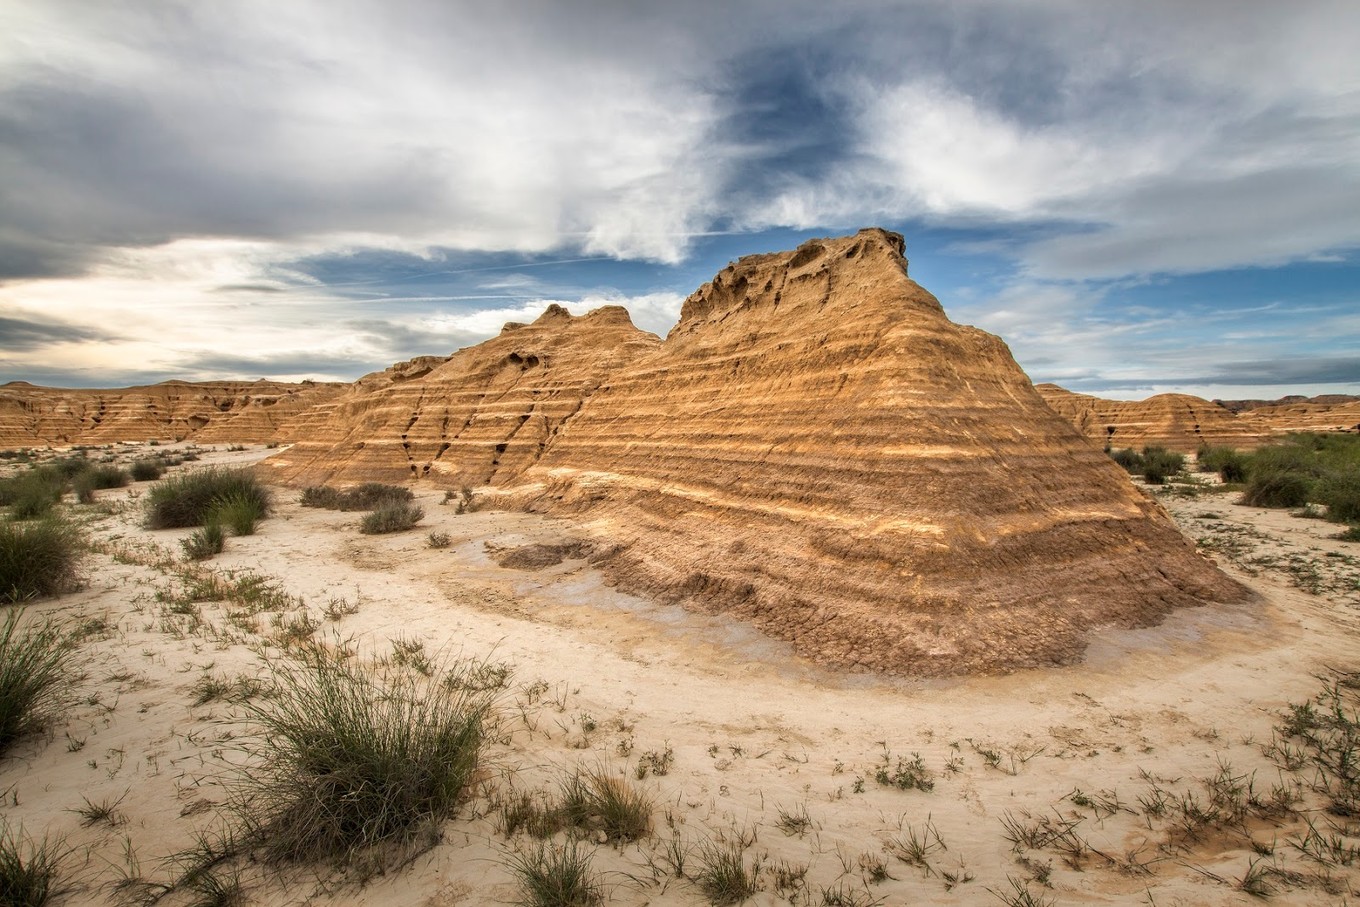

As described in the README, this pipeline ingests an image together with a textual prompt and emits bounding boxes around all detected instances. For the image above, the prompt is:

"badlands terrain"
[0,230,1357,906]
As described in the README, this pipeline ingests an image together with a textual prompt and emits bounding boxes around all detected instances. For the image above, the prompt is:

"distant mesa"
[1037,386,1360,450]
[1035,385,1265,452]
[0,380,344,447]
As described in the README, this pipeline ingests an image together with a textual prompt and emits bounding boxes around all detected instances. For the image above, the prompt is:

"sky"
[1,0,1358,401]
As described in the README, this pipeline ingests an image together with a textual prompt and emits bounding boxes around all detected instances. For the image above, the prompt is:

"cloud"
[0,313,122,352]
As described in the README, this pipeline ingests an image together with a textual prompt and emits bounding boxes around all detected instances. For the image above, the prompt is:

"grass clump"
[210,491,265,536]
[693,837,760,905]
[1243,471,1312,509]
[508,839,604,907]
[0,518,83,603]
[300,483,413,512]
[0,612,73,756]
[1198,444,1249,482]
[130,459,165,482]
[0,469,65,520]
[181,524,226,561]
[145,468,271,530]
[1139,446,1185,485]
[0,825,65,906]
[558,768,653,843]
[235,642,495,868]
[359,502,424,535]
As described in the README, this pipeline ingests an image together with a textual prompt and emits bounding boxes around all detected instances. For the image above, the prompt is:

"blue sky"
[1,0,1357,400]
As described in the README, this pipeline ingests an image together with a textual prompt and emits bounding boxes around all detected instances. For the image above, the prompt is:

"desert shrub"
[145,468,271,530]
[0,611,73,755]
[71,465,129,504]
[0,825,65,906]
[1243,471,1311,509]
[359,503,424,535]
[1109,448,1143,473]
[0,519,83,603]
[508,839,604,907]
[301,483,413,512]
[0,470,65,520]
[1198,445,1249,483]
[45,456,89,481]
[1140,446,1185,485]
[236,643,494,867]
[693,838,760,905]
[557,769,653,843]
[427,531,451,549]
[1316,471,1360,524]
[181,524,226,561]
[210,491,265,536]
[130,459,165,481]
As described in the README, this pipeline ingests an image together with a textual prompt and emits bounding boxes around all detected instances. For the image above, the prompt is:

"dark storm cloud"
[0,314,123,351]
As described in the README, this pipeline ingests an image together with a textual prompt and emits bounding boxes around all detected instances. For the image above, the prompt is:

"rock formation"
[0,380,343,447]
[1237,399,1360,436]
[485,230,1249,675]
[1036,385,1264,452]
[260,306,661,487]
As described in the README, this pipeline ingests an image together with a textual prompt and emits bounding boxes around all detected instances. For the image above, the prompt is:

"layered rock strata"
[490,230,1249,675]
[260,306,661,487]
[0,380,342,447]
[1037,385,1264,452]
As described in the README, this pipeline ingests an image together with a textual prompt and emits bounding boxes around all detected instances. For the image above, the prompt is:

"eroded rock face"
[260,306,661,487]
[0,380,343,446]
[1037,385,1264,453]
[491,229,1250,675]
[1238,400,1360,436]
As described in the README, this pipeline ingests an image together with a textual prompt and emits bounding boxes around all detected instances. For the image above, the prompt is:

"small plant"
[0,825,66,906]
[987,875,1055,907]
[181,524,226,561]
[1140,446,1186,485]
[300,483,413,512]
[0,612,72,755]
[74,793,126,827]
[235,643,495,867]
[558,769,653,842]
[0,518,83,603]
[1,469,65,520]
[427,531,451,549]
[635,743,674,778]
[885,815,945,876]
[210,491,265,536]
[130,459,165,482]
[359,502,424,534]
[774,803,813,837]
[507,839,604,907]
[145,468,271,530]
[693,837,760,905]
[872,746,934,792]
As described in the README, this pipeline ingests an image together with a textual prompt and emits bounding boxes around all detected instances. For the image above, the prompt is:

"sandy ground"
[3,445,1359,906]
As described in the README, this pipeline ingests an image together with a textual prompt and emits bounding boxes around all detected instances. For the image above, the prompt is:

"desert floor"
[3,444,1359,906]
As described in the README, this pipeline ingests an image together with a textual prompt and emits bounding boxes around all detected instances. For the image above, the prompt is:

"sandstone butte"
[467,229,1252,675]
[1036,384,1265,453]
[0,379,343,448]
[260,307,662,487]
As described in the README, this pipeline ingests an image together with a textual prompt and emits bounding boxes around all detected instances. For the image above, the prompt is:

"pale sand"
[3,445,1358,905]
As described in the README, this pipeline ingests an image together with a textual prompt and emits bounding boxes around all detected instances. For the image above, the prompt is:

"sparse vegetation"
[181,523,226,561]
[0,518,83,603]
[0,469,65,520]
[508,839,604,907]
[558,768,653,843]
[0,825,65,906]
[130,459,165,482]
[209,491,265,536]
[0,611,73,756]
[234,642,495,867]
[359,502,424,534]
[145,468,271,530]
[693,836,760,905]
[300,483,413,512]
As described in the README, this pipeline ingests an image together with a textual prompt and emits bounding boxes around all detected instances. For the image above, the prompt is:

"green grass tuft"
[300,483,413,512]
[358,502,424,535]
[145,468,271,530]
[0,518,83,604]
[236,643,494,867]
[209,491,265,536]
[181,524,226,561]
[0,825,66,906]
[508,839,604,907]
[130,459,165,482]
[0,612,73,756]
